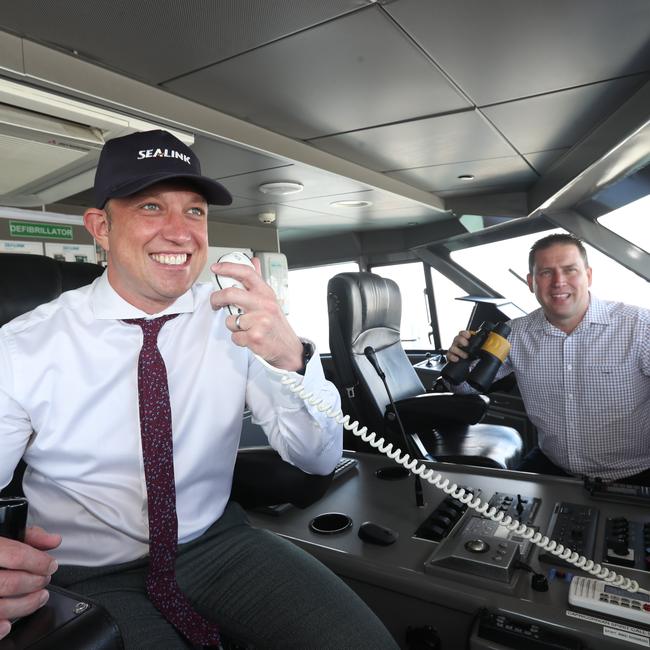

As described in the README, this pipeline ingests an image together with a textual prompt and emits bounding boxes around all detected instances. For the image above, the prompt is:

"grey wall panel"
[0,31,23,74]
[207,220,278,252]
[165,7,470,140]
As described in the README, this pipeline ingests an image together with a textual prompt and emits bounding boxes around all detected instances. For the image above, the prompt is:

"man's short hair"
[528,234,589,274]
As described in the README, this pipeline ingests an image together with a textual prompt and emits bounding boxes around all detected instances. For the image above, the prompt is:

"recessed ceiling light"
[329,200,373,208]
[258,181,304,195]
[457,174,475,181]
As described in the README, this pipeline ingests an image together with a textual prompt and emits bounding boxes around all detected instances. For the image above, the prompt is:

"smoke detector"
[258,211,276,224]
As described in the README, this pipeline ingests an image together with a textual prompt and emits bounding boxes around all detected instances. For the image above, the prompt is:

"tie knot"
[124,314,179,340]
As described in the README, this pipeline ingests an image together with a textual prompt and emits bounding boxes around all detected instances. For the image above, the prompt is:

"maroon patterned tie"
[125,315,221,646]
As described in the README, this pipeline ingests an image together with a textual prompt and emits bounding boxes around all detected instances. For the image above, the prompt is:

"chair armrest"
[231,446,334,509]
[393,392,489,429]
[0,585,122,650]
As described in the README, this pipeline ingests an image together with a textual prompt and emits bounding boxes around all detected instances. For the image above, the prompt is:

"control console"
[603,516,650,571]
[475,610,583,650]
[585,477,650,506]
[538,502,598,568]
[423,492,540,583]
[414,487,476,542]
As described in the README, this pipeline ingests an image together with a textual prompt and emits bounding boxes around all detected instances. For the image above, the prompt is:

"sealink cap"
[93,130,232,208]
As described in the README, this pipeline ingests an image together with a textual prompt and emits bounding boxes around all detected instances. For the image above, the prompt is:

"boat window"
[373,262,472,350]
[451,229,649,311]
[288,261,359,353]
[597,194,650,254]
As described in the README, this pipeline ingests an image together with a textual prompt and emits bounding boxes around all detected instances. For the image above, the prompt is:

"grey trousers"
[52,502,398,650]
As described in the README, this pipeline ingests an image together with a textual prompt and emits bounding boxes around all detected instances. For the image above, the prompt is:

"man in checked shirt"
[447,233,650,485]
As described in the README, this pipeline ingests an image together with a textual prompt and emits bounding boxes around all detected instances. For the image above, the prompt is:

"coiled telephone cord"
[276,371,648,596]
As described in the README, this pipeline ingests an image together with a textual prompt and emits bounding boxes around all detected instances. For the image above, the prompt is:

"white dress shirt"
[0,273,342,566]
[454,295,650,480]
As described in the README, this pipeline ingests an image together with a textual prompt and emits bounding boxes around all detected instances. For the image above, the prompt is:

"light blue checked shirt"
[455,295,650,481]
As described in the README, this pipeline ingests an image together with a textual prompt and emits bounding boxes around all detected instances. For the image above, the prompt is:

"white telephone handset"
[213,251,255,315]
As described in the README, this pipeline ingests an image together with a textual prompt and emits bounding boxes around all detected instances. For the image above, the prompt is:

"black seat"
[327,272,522,469]
[0,252,332,648]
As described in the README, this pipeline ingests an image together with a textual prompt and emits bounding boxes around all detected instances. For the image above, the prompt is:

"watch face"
[302,341,314,364]
[299,340,315,374]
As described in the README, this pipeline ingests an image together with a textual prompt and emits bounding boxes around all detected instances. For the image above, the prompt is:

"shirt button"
[567,364,572,370]
[568,394,573,399]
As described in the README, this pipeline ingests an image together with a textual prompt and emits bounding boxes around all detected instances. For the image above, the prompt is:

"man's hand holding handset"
[211,253,304,373]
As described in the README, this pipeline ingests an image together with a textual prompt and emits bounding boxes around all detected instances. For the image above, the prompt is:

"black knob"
[436,506,460,521]
[443,499,465,514]
[431,515,453,529]
[610,538,629,556]
[531,573,549,592]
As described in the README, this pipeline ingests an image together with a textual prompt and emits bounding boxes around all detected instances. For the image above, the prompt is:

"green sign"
[9,220,73,240]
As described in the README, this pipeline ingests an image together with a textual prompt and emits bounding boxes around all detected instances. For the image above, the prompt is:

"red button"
[642,604,650,612]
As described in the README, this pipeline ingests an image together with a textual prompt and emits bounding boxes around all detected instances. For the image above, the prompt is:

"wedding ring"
[235,313,243,330]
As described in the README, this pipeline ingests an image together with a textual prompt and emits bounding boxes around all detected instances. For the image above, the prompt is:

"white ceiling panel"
[209,163,375,204]
[288,188,449,221]
[0,0,365,84]
[165,6,471,140]
[209,200,357,229]
[386,0,650,105]
[309,110,517,172]
[192,136,291,180]
[483,75,649,154]
[524,149,570,176]
[387,155,538,193]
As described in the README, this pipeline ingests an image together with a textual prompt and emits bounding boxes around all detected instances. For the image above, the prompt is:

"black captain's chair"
[0,252,333,649]
[327,272,523,469]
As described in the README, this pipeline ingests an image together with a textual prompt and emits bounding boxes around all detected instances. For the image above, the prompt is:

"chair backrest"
[0,253,104,327]
[0,252,105,498]
[328,272,425,432]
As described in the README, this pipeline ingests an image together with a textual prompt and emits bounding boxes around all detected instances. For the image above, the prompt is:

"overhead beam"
[530,80,650,213]
[544,208,650,282]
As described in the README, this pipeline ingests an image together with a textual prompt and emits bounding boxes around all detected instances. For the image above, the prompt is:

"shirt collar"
[91,271,196,320]
[580,294,610,326]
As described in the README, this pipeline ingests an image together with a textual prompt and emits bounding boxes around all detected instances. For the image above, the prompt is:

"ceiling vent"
[0,79,193,207]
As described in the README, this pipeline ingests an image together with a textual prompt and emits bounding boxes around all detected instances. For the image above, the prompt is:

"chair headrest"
[56,259,104,291]
[0,253,103,327]
[328,272,401,353]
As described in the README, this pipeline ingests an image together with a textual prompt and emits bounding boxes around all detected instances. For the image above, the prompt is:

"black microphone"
[364,346,385,379]
[363,346,425,507]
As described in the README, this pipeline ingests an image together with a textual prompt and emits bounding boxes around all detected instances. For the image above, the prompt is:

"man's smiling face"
[527,242,592,334]
[100,181,208,313]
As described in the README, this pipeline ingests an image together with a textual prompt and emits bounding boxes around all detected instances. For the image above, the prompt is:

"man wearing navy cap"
[0,130,397,648]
